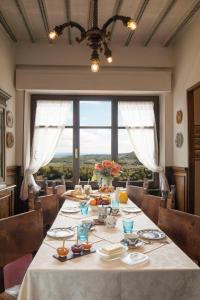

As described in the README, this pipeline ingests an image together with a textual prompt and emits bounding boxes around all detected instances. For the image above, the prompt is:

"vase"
[101,176,113,187]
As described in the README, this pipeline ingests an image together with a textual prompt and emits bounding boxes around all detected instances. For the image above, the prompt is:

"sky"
[55,101,133,155]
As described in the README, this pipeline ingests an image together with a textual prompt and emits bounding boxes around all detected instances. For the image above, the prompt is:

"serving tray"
[53,248,96,262]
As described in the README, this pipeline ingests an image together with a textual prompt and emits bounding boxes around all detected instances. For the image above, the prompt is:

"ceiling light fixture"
[49,0,136,72]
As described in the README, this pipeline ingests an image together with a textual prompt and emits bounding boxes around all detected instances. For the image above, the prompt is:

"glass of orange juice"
[119,190,128,204]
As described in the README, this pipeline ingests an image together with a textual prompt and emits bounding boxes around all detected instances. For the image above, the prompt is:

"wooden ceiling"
[0,0,200,46]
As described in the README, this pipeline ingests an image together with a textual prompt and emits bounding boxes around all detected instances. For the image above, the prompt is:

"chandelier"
[49,0,136,72]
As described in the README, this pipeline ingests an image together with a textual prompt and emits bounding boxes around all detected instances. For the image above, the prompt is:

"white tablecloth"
[18,200,200,300]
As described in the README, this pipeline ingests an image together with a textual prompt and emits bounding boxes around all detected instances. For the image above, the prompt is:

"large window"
[33,96,159,186]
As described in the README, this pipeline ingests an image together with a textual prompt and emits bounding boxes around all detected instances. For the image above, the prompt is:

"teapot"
[98,206,112,222]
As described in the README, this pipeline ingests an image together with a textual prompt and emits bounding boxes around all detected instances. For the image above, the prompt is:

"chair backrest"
[126,185,145,208]
[0,210,43,292]
[36,194,59,231]
[141,194,164,224]
[158,207,200,264]
[54,185,66,196]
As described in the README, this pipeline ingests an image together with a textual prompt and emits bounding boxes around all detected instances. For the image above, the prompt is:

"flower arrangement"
[92,160,121,185]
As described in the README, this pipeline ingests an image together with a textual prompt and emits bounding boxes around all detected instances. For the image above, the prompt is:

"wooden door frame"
[187,81,200,214]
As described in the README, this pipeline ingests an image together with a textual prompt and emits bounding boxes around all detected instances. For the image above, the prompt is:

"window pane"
[36,100,73,126]
[118,129,152,181]
[37,129,73,180]
[80,101,111,126]
[80,129,111,180]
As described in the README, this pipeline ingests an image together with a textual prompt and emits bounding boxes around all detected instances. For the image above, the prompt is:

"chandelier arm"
[101,15,131,32]
[55,21,86,42]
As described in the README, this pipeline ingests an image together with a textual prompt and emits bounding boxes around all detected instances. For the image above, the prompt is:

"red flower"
[95,163,103,170]
[102,160,113,168]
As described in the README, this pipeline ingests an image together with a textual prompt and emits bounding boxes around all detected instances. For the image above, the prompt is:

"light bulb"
[107,56,113,63]
[127,20,137,31]
[91,59,100,72]
[49,30,58,40]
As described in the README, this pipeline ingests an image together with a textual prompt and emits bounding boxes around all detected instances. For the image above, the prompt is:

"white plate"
[122,207,142,213]
[96,245,128,260]
[121,252,149,266]
[137,229,166,240]
[47,228,75,239]
[61,207,80,213]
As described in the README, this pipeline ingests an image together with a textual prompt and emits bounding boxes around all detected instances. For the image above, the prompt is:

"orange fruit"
[90,199,97,206]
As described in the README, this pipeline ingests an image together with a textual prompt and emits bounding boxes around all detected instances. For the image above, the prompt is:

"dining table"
[18,195,200,300]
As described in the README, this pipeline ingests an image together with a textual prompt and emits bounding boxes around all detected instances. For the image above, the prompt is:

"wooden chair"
[54,185,66,208]
[126,185,145,208]
[158,207,200,265]
[35,194,59,233]
[0,210,43,299]
[141,194,166,224]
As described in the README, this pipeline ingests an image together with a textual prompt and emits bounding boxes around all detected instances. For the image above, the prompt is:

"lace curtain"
[20,100,71,200]
[118,101,169,192]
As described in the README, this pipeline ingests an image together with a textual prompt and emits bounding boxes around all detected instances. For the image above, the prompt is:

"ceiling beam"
[37,0,51,42]
[0,10,17,42]
[163,0,200,47]
[87,0,93,29]
[124,0,150,47]
[143,0,176,47]
[109,0,123,38]
[65,0,72,45]
[14,0,35,43]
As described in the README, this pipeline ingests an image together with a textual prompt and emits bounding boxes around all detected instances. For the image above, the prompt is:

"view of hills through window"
[37,100,152,181]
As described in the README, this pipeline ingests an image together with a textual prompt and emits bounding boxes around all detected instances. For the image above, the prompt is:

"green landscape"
[37,152,152,181]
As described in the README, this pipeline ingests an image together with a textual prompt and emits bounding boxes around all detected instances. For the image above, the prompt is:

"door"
[188,84,200,215]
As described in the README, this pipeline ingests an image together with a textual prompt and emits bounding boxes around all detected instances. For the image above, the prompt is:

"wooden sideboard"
[0,185,16,219]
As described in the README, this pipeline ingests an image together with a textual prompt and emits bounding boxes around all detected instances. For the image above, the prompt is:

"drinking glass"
[80,201,89,216]
[111,192,119,209]
[77,224,88,242]
[83,184,92,195]
[123,219,134,234]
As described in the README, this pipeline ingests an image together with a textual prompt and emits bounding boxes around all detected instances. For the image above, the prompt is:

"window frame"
[31,95,159,188]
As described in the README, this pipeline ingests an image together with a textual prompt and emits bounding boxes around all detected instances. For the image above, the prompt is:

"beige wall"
[0,28,16,183]
[173,11,200,167]
[15,39,174,169]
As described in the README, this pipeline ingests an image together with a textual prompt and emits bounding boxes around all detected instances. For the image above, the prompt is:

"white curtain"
[118,101,169,192]
[20,100,71,200]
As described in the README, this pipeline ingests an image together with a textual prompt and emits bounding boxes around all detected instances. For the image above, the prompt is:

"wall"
[15,42,174,169]
[0,28,16,183]
[173,10,200,167]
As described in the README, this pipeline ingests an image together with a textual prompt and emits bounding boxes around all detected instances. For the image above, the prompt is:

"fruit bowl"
[89,196,111,211]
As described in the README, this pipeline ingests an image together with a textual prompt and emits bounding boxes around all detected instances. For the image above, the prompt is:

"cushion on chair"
[3,254,32,289]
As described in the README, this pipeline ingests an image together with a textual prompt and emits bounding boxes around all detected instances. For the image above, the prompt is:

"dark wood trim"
[37,0,51,42]
[0,10,17,42]
[143,0,176,46]
[124,0,150,47]
[64,0,72,45]
[188,87,195,214]
[30,94,159,187]
[172,167,188,212]
[14,0,35,43]
[6,165,17,177]
[73,99,79,184]
[163,1,200,47]
[187,81,200,214]
[109,0,123,38]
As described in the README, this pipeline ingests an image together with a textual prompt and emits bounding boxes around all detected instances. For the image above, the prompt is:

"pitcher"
[98,206,112,222]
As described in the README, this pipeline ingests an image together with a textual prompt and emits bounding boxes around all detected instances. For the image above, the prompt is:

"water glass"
[80,201,89,216]
[83,184,92,195]
[111,192,119,209]
[123,219,134,234]
[77,224,88,242]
